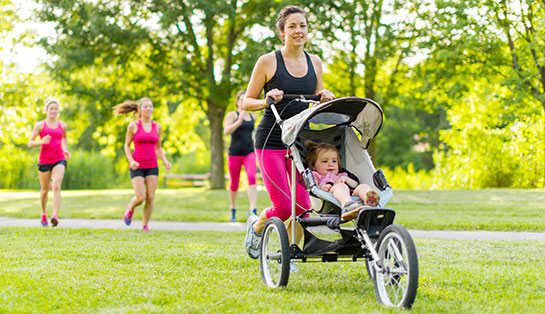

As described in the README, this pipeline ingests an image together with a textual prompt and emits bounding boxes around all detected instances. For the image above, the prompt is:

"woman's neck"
[140,116,152,123]
[46,117,57,123]
[281,45,305,59]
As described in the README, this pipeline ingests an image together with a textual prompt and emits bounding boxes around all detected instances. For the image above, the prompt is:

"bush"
[381,164,436,190]
[61,150,118,189]
[0,148,122,190]
[0,147,39,189]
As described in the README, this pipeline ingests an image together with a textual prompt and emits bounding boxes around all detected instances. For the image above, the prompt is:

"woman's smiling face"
[280,13,308,46]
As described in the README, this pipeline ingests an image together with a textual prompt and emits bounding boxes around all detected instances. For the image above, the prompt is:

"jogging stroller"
[258,95,419,308]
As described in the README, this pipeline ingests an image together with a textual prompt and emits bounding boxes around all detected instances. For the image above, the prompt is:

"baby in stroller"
[305,140,380,220]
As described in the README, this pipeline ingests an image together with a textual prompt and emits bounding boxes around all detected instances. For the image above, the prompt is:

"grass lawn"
[0,228,544,313]
[1,188,543,231]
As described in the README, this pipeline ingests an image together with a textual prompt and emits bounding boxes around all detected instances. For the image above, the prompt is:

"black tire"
[259,217,290,287]
[373,224,418,308]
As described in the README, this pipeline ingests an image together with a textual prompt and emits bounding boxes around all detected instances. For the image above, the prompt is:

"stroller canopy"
[281,97,383,149]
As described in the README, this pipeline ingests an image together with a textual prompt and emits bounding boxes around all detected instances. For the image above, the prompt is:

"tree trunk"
[207,100,226,189]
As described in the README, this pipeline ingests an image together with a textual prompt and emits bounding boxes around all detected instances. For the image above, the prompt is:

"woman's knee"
[51,184,61,193]
[135,193,146,204]
[268,203,292,221]
[146,193,155,203]
[229,181,240,192]
[247,173,257,185]
[40,188,49,197]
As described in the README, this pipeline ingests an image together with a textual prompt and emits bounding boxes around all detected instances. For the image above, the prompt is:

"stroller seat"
[295,124,392,216]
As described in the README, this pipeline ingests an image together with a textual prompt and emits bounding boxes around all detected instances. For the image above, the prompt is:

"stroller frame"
[258,95,419,308]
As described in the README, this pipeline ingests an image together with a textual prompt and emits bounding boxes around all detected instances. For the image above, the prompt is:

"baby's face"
[314,150,339,175]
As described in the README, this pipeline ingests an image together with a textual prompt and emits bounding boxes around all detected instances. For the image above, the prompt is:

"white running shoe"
[244,215,261,259]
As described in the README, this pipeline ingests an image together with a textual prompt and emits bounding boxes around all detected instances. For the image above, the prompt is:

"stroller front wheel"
[373,224,419,308]
[260,217,291,287]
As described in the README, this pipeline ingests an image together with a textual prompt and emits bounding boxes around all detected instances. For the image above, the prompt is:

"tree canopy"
[0,0,543,189]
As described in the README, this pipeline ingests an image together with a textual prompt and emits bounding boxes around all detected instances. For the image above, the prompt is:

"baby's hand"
[320,184,331,192]
[335,176,347,184]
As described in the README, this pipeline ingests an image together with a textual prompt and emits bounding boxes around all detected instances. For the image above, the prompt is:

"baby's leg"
[331,183,353,206]
[353,184,380,207]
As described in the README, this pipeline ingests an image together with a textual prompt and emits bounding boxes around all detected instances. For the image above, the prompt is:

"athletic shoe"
[141,225,149,232]
[341,200,365,220]
[365,190,381,207]
[250,208,258,216]
[230,208,237,222]
[290,261,299,273]
[41,215,48,227]
[50,216,58,227]
[244,215,261,259]
[123,204,134,226]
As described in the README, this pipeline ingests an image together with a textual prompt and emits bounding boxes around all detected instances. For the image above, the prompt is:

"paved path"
[1,217,545,240]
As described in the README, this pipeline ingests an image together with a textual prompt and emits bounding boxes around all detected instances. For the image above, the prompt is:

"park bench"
[163,173,211,187]
[163,172,263,187]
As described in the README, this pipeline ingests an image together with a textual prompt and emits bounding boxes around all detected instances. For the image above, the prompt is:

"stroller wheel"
[373,224,419,308]
[260,217,290,287]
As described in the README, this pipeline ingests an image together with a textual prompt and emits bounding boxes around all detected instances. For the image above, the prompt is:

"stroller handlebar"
[266,94,321,106]
[266,94,321,125]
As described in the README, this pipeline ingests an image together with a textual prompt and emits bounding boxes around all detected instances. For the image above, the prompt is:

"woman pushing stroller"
[242,5,334,259]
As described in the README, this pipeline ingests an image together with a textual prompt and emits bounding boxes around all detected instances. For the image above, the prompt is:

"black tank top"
[228,111,255,156]
[255,50,317,149]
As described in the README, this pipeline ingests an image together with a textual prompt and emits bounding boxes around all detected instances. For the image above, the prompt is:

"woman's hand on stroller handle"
[266,94,321,106]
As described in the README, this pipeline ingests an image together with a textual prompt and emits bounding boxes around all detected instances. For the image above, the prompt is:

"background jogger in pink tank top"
[114,97,171,231]
[28,96,71,227]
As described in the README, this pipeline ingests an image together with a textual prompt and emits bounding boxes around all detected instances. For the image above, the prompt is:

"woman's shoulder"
[308,53,323,66]
[256,51,277,67]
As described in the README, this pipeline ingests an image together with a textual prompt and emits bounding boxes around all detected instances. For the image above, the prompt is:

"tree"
[412,0,545,188]
[307,0,426,158]
[35,0,279,188]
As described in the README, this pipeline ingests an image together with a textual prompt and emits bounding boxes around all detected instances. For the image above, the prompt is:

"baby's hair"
[305,140,342,170]
[113,97,151,116]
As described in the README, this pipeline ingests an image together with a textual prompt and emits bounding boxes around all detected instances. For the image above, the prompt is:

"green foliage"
[1,0,543,190]
[170,152,210,175]
[382,164,436,190]
[433,80,544,188]
[0,149,122,190]
[34,0,280,188]
[0,148,38,189]
[61,150,119,189]
[376,104,448,171]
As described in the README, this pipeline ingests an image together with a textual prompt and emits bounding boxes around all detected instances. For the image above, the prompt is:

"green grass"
[0,228,543,313]
[0,188,544,231]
